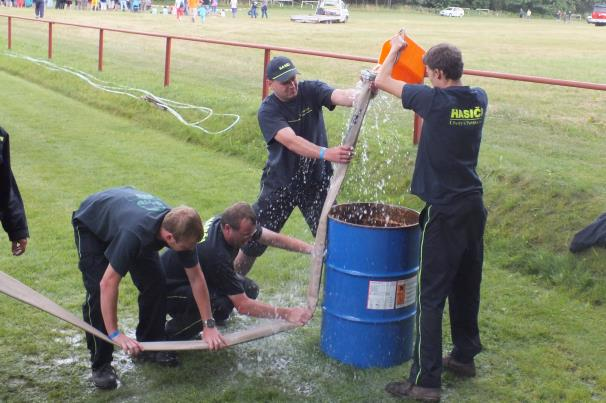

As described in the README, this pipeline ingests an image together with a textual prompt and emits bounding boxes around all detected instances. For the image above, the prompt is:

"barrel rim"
[328,202,420,229]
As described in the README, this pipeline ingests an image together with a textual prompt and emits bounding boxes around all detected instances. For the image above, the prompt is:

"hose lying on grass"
[4,52,240,135]
[0,70,377,350]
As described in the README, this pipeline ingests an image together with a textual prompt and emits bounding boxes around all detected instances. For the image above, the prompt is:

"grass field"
[0,5,605,402]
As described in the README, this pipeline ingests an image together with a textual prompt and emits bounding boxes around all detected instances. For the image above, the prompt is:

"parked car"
[586,4,606,26]
[439,6,464,17]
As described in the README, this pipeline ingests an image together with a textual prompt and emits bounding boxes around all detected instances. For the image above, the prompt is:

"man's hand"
[284,307,313,325]
[202,326,227,350]
[113,333,143,356]
[325,145,354,164]
[12,239,27,256]
[390,32,408,54]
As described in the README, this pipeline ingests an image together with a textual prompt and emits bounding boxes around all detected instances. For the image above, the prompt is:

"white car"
[440,6,464,17]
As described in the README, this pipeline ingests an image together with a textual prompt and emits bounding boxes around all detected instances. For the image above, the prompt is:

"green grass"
[0,6,605,402]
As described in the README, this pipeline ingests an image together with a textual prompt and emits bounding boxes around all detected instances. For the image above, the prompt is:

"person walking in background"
[188,0,197,21]
[260,0,268,18]
[234,56,357,276]
[34,0,44,18]
[162,202,313,340]
[0,126,29,257]
[72,186,226,390]
[229,0,236,17]
[249,0,257,17]
[376,36,488,402]
[210,0,216,14]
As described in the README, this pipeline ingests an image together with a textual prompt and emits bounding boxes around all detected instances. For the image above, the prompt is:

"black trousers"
[73,219,167,370]
[166,276,259,340]
[241,176,329,257]
[408,194,487,388]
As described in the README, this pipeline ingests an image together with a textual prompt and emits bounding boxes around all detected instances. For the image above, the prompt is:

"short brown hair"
[423,43,464,81]
[220,202,257,229]
[162,206,203,242]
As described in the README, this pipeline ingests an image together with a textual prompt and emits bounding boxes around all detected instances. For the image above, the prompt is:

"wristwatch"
[203,318,216,329]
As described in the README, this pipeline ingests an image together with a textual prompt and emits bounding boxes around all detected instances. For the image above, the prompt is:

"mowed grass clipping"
[0,6,605,402]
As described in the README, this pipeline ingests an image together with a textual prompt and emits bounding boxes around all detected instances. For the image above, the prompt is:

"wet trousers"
[408,194,487,388]
[72,219,167,370]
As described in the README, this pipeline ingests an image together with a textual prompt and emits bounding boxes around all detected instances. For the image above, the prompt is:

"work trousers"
[241,176,329,257]
[166,276,258,340]
[73,219,167,370]
[408,194,487,388]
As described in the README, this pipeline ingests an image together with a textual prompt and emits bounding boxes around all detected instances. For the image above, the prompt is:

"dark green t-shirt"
[73,186,198,276]
[257,80,336,195]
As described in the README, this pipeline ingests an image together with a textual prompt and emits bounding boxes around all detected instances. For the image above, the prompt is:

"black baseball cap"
[266,56,299,82]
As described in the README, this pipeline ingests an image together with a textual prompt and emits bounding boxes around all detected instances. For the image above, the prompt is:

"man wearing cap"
[235,55,358,275]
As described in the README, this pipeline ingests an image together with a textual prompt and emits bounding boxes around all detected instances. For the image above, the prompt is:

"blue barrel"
[321,203,420,368]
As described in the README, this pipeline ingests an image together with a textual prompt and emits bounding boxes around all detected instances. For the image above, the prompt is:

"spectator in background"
[210,0,217,14]
[34,0,44,18]
[187,0,197,21]
[198,3,206,22]
[230,0,236,17]
[526,8,531,18]
[261,0,267,18]
[519,7,524,18]
[0,126,29,257]
[119,0,126,11]
[249,0,257,17]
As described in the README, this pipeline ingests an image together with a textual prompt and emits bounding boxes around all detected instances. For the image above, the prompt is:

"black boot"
[91,363,118,389]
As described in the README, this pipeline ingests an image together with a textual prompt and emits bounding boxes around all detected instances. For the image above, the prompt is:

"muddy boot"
[92,363,118,390]
[442,353,476,377]
[385,380,441,402]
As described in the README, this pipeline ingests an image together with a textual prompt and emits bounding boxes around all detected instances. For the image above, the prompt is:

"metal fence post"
[164,36,172,87]
[7,16,11,50]
[413,114,423,145]
[262,48,270,100]
[98,29,104,71]
[47,22,53,59]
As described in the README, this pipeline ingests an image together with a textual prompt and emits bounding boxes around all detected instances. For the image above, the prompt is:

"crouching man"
[72,186,226,390]
[161,202,313,340]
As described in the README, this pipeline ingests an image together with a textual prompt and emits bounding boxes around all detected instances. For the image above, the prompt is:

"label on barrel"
[367,276,417,310]
[396,275,417,308]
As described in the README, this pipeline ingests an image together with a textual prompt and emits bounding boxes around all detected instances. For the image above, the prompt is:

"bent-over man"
[162,202,313,340]
[72,186,226,390]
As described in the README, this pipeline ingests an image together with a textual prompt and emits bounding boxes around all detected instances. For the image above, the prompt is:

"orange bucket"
[378,33,425,84]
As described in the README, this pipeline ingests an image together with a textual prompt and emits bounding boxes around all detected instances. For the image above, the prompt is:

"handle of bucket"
[393,28,406,65]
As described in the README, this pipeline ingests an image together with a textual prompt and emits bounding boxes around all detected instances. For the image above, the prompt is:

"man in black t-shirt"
[376,38,488,401]
[72,187,226,390]
[236,55,359,276]
[0,126,28,257]
[162,202,313,340]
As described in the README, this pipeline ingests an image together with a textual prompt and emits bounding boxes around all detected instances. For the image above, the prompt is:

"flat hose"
[0,71,377,350]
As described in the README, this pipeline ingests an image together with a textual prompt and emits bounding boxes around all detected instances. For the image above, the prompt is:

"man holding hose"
[235,55,358,276]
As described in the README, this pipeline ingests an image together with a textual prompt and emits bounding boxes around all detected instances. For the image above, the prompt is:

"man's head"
[422,43,464,86]
[220,202,257,248]
[266,56,299,102]
[161,206,203,251]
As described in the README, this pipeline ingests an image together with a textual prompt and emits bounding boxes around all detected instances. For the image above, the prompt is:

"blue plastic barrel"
[320,203,420,368]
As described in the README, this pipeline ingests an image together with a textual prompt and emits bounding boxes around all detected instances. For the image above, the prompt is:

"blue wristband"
[108,330,121,340]
[319,147,327,160]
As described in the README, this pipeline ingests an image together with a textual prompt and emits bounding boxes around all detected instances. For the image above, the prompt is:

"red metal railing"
[2,14,605,144]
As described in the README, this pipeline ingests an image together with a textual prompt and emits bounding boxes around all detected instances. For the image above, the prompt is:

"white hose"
[4,52,240,135]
